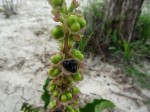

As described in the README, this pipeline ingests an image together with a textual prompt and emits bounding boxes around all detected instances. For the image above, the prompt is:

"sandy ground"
[0,0,150,112]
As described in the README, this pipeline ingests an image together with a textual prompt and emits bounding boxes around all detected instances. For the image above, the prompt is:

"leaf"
[41,78,51,110]
[108,46,116,50]
[80,99,115,112]
[95,101,115,112]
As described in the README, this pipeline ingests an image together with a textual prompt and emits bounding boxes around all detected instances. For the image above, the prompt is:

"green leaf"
[95,101,115,112]
[80,99,115,112]
[41,78,51,110]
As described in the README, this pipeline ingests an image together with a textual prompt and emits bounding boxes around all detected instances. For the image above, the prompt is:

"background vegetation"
[77,0,150,90]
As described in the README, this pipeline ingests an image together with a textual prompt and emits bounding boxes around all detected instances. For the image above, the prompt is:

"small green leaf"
[80,99,115,112]
[41,78,51,110]
[95,101,115,112]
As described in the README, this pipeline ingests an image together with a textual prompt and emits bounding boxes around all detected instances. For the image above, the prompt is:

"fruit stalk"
[63,31,69,58]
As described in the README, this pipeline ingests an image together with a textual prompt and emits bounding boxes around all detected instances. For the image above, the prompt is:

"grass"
[77,0,150,90]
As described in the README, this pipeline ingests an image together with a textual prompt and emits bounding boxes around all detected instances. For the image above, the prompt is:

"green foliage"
[21,103,45,112]
[78,0,110,56]
[41,78,51,110]
[80,0,150,91]
[81,0,150,61]
[80,99,115,112]
[136,15,150,42]
[77,36,90,53]
[21,103,35,112]
[144,99,150,105]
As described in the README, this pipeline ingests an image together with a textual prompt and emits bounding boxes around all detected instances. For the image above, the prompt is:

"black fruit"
[63,59,77,73]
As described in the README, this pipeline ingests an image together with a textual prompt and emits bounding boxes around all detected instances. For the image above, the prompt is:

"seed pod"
[77,17,86,29]
[51,26,64,39]
[50,54,63,64]
[70,22,80,32]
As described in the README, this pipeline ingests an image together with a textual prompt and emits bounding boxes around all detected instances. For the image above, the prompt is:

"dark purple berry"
[63,59,77,73]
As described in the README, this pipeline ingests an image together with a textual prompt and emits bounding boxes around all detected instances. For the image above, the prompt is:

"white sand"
[0,0,150,112]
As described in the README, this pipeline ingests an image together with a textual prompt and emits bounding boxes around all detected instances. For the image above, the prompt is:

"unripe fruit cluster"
[67,15,86,32]
[47,0,86,112]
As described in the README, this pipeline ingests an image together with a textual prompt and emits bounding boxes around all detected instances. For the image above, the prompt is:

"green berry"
[78,17,86,28]
[48,68,54,76]
[72,87,80,94]
[70,22,80,32]
[66,106,75,112]
[52,0,63,6]
[49,101,56,109]
[52,69,61,77]
[67,15,77,26]
[53,90,60,98]
[50,81,54,86]
[66,92,73,100]
[49,85,56,92]
[50,54,62,64]
[72,49,84,60]
[61,94,67,102]
[75,54,84,61]
[51,26,64,39]
[72,71,82,81]
[72,49,81,55]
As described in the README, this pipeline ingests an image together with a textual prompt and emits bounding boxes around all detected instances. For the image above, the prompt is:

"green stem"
[64,32,70,58]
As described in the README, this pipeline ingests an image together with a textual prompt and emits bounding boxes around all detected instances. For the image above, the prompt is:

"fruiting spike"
[46,0,86,111]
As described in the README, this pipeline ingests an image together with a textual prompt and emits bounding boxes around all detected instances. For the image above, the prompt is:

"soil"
[0,0,150,112]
